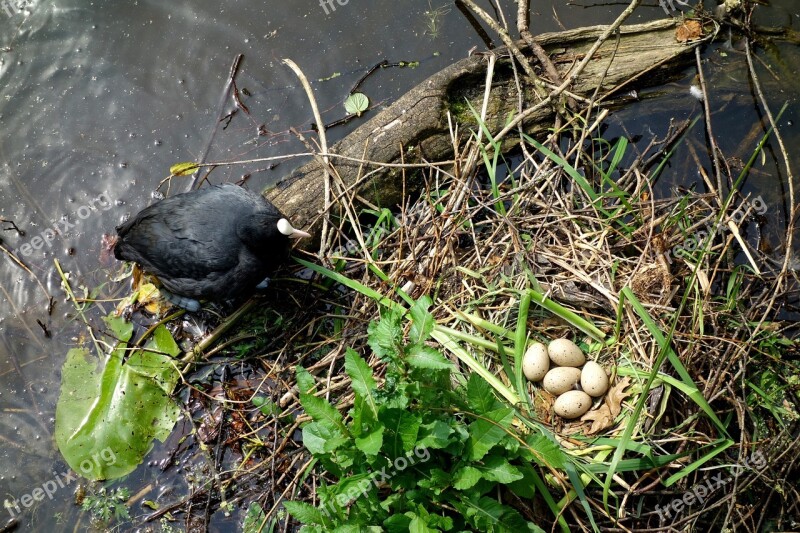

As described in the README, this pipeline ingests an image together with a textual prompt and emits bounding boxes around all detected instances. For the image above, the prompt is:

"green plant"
[82,486,130,524]
[285,297,557,531]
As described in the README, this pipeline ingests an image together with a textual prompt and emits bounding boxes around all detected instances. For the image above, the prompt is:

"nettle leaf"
[474,455,524,484]
[345,349,378,417]
[467,407,514,461]
[283,500,326,526]
[466,372,500,413]
[524,432,565,469]
[55,323,181,481]
[406,344,452,370]
[299,391,346,435]
[380,408,421,456]
[344,92,369,116]
[367,308,404,360]
[409,295,434,344]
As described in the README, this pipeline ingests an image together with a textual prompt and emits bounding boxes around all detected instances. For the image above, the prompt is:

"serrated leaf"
[524,432,565,468]
[344,92,369,116]
[169,162,200,176]
[406,344,452,370]
[283,500,326,526]
[466,372,499,412]
[296,366,316,395]
[467,408,514,461]
[474,455,524,484]
[367,308,403,360]
[345,349,378,417]
[409,296,434,344]
[299,391,346,434]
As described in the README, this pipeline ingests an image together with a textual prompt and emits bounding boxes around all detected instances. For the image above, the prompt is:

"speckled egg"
[522,342,550,382]
[554,390,593,419]
[542,367,582,395]
[547,338,586,367]
[580,361,609,397]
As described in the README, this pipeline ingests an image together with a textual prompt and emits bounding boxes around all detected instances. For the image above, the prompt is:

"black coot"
[113,183,310,311]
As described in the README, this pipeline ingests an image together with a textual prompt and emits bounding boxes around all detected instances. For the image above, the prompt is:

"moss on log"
[267,19,702,239]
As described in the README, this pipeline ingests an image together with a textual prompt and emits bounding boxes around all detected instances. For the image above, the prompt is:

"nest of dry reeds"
[258,110,799,531]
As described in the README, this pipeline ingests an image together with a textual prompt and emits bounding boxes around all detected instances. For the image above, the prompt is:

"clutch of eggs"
[522,338,610,419]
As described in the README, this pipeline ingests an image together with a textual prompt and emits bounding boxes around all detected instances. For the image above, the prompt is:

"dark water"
[0,0,797,530]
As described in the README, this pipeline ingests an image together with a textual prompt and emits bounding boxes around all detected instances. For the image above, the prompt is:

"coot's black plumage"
[113,183,310,311]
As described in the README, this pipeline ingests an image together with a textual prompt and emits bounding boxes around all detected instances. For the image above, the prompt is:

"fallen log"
[266,19,704,242]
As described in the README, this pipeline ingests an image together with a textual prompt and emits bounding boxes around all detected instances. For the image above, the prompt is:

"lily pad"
[55,319,181,480]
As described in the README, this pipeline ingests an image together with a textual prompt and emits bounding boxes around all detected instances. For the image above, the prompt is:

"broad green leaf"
[354,424,384,456]
[380,409,420,456]
[344,92,369,116]
[416,420,453,449]
[467,408,513,461]
[296,366,316,394]
[55,330,181,480]
[147,323,180,357]
[409,296,434,344]
[474,455,524,484]
[406,344,452,370]
[169,162,200,176]
[242,501,266,533]
[251,396,280,416]
[102,314,133,341]
[302,422,348,455]
[408,515,436,533]
[453,465,482,490]
[345,349,378,417]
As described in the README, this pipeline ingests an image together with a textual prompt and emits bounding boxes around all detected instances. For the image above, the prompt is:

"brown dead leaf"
[606,376,632,418]
[581,404,614,434]
[579,376,633,434]
[676,20,702,43]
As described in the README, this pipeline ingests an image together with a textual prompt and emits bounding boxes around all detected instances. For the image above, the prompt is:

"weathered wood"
[267,19,701,241]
